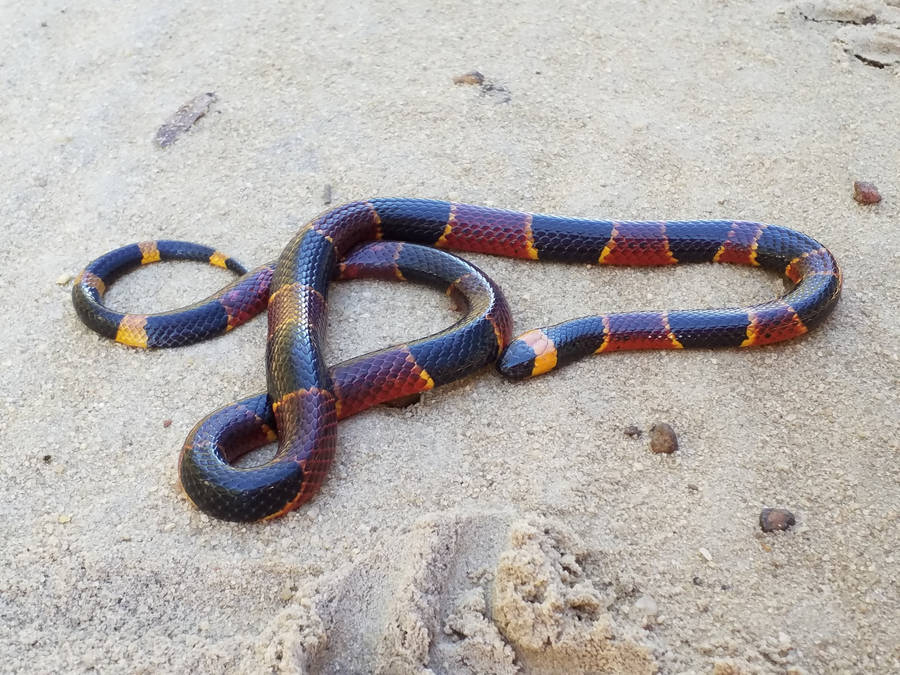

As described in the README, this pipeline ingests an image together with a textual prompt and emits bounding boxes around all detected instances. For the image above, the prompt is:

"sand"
[1,0,898,672]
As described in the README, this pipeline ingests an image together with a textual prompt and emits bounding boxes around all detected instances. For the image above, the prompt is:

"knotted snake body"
[74,199,841,521]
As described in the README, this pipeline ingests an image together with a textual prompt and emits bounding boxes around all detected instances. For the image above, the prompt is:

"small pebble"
[42,454,52,463]
[649,422,678,454]
[623,425,642,438]
[698,547,713,562]
[58,514,71,524]
[633,594,658,616]
[452,71,485,85]
[162,419,172,428]
[481,81,511,103]
[759,507,796,532]
[852,181,881,204]
[56,273,72,286]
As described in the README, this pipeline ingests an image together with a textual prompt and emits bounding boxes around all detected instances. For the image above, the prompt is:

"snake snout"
[497,339,538,381]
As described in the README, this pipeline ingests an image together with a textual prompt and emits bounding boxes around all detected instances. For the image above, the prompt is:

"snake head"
[498,329,559,380]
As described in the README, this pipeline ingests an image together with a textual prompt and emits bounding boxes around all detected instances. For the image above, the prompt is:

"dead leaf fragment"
[154,92,218,148]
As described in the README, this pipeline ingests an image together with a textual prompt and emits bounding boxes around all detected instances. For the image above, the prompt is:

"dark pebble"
[162,419,173,428]
[623,425,642,438]
[759,508,796,532]
[649,422,678,454]
[853,181,881,204]
[481,82,511,103]
[42,454,52,463]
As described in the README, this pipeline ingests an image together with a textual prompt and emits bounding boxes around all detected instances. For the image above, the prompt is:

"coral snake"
[73,198,841,521]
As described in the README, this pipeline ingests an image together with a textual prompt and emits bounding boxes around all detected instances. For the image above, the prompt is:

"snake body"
[73,198,842,521]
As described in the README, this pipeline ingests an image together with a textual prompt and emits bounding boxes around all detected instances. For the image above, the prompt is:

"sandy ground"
[2,0,899,673]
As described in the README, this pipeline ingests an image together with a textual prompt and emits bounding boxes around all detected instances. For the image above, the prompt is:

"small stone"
[698,547,713,562]
[42,455,52,464]
[853,181,881,204]
[480,81,512,103]
[452,71,485,85]
[649,422,678,454]
[162,419,172,428]
[759,507,796,532]
[623,425,642,438]
[58,514,71,524]
[56,273,72,285]
[633,594,658,616]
